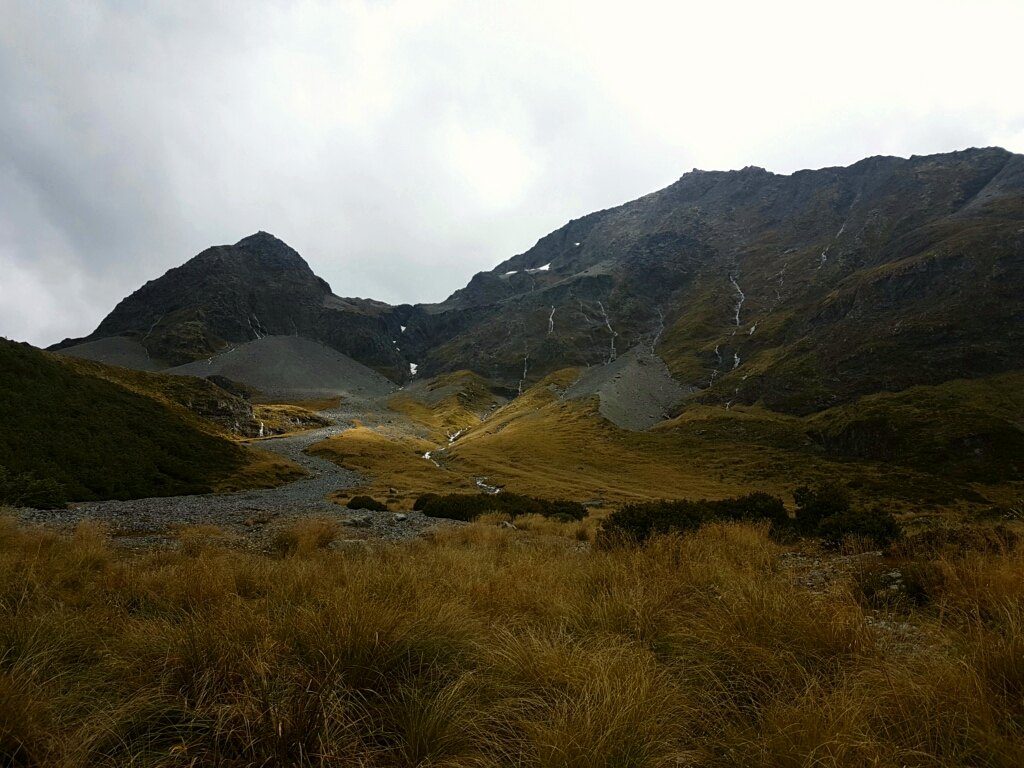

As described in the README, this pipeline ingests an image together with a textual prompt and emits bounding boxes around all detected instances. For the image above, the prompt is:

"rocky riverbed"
[16,404,459,548]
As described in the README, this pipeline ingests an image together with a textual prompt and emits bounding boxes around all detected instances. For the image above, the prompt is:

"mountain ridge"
[53,146,1024,416]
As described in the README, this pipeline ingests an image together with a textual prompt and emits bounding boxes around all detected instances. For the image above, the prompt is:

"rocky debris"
[54,336,162,371]
[329,539,371,552]
[779,549,884,593]
[778,549,934,653]
[168,335,397,403]
[564,345,698,430]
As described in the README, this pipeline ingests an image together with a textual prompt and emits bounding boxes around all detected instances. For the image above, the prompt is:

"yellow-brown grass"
[302,368,984,512]
[1,513,1022,766]
[442,371,832,503]
[275,396,343,411]
[251,403,330,436]
[388,370,505,442]
[212,445,307,493]
[437,370,1011,513]
[307,426,476,507]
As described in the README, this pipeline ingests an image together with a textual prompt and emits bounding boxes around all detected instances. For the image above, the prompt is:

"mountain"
[53,232,415,379]
[405,147,1024,414]
[55,147,1024,417]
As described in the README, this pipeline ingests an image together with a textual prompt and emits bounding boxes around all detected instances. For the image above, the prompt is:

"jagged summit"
[399,146,1024,412]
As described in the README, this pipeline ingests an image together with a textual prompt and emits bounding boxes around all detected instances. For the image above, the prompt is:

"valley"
[2,147,1023,767]
[3,148,1023,540]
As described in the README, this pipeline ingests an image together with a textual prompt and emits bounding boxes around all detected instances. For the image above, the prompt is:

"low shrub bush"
[598,493,787,546]
[599,487,901,548]
[795,483,902,548]
[413,493,439,511]
[816,505,902,549]
[347,495,388,512]
[414,493,586,522]
[792,483,852,534]
[0,465,67,509]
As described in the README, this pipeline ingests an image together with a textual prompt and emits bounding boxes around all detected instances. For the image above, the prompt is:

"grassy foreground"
[2,514,1023,766]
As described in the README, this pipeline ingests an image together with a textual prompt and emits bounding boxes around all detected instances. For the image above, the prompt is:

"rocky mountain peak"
[231,231,306,265]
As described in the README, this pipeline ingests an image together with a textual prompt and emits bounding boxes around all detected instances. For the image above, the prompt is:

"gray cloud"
[2,0,1022,346]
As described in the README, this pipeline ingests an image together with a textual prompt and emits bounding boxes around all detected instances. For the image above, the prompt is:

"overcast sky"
[2,0,1022,347]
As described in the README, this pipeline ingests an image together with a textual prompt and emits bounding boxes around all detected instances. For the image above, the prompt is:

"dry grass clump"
[488,511,596,542]
[272,517,341,556]
[1,514,1023,766]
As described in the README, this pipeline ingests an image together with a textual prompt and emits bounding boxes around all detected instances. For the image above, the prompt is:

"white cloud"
[0,0,1022,346]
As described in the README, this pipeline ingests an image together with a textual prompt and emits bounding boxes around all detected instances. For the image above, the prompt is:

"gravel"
[55,336,163,372]
[167,335,397,402]
[17,403,460,548]
[563,345,698,431]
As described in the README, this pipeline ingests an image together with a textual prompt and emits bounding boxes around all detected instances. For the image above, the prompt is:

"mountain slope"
[52,147,1024,420]
[407,147,1024,413]
[0,340,254,501]
[166,335,397,402]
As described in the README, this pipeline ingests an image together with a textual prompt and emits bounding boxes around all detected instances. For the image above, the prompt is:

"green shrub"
[705,492,789,527]
[413,493,440,511]
[793,483,852,534]
[413,493,586,522]
[598,493,788,546]
[0,465,68,509]
[347,495,388,512]
[816,505,902,549]
[598,500,712,545]
[793,483,902,549]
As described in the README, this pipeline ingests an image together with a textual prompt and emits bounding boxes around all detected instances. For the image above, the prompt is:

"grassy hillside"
[805,371,1024,483]
[0,340,300,503]
[311,367,1019,514]
[307,425,476,508]
[388,370,511,442]
[443,370,849,504]
[58,353,257,437]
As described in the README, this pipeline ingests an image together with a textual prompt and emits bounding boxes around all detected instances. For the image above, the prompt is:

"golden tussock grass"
[1,512,1022,766]
[308,426,476,506]
[212,446,307,493]
[305,369,1008,517]
[251,404,330,437]
[387,370,506,443]
[326,367,1004,515]
[439,371,1015,512]
[442,371,833,504]
[275,397,343,412]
